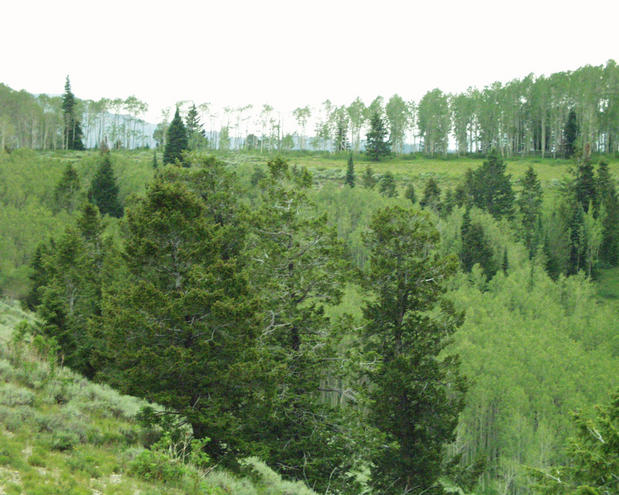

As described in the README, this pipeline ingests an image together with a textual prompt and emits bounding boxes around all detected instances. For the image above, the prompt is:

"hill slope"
[0,300,317,495]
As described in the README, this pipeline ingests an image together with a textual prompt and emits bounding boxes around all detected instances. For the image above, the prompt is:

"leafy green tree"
[518,166,543,257]
[62,76,84,150]
[246,158,361,493]
[363,166,378,189]
[54,163,81,213]
[531,389,618,495]
[563,108,579,158]
[379,171,397,197]
[361,206,466,495]
[417,89,449,155]
[365,111,390,161]
[420,178,442,211]
[163,107,188,165]
[385,94,411,154]
[345,154,355,187]
[89,152,123,218]
[333,106,350,152]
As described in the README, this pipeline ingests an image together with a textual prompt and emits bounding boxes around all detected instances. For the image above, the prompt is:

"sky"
[2,0,618,125]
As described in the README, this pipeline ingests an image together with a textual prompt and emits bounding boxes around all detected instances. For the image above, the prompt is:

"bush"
[128,448,186,483]
[0,358,15,381]
[0,382,35,406]
[49,430,80,451]
[0,404,35,432]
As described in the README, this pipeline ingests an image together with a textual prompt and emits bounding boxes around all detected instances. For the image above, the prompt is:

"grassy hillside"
[0,300,318,495]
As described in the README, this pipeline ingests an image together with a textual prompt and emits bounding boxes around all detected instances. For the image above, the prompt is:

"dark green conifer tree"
[596,161,619,266]
[163,107,188,165]
[379,171,397,197]
[574,154,596,213]
[54,163,81,213]
[518,166,543,258]
[563,108,579,158]
[62,76,85,150]
[502,247,509,274]
[185,103,206,150]
[152,150,158,169]
[420,178,442,211]
[470,151,514,219]
[404,183,416,204]
[345,154,355,187]
[442,188,455,217]
[365,111,390,161]
[461,209,497,279]
[361,206,466,495]
[362,166,378,189]
[89,152,123,218]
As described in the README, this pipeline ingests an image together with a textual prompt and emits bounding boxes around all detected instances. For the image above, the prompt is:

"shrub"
[0,404,35,432]
[0,382,35,406]
[128,448,186,483]
[49,430,80,451]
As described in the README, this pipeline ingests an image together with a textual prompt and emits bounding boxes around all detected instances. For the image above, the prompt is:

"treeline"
[0,78,151,151]
[2,61,618,155]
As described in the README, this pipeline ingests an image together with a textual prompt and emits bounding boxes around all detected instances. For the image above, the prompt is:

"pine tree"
[152,150,158,169]
[518,166,543,258]
[54,163,81,213]
[362,166,378,189]
[502,247,509,274]
[461,209,497,279]
[185,103,206,150]
[563,109,579,158]
[442,188,455,217]
[379,171,397,197]
[575,154,596,213]
[89,152,123,218]
[365,111,390,161]
[404,183,416,204]
[163,107,188,165]
[361,206,466,495]
[99,177,260,462]
[420,178,442,211]
[62,76,84,150]
[345,154,355,187]
[470,151,514,219]
[596,161,619,266]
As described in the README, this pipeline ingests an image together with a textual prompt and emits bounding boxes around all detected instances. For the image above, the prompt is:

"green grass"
[0,302,319,495]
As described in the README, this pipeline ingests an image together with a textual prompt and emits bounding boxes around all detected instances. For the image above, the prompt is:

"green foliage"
[366,111,391,161]
[345,153,355,187]
[378,171,397,197]
[404,182,416,204]
[465,150,515,219]
[564,109,579,158]
[185,104,207,151]
[362,165,378,189]
[361,206,465,494]
[54,163,81,213]
[530,389,618,495]
[460,208,497,279]
[62,76,84,151]
[518,166,543,257]
[89,152,123,217]
[163,107,188,165]
[420,177,442,211]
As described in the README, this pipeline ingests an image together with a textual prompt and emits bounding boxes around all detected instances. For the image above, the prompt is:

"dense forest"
[1,60,618,155]
[0,64,617,495]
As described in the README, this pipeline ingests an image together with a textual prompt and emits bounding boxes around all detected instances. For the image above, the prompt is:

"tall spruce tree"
[563,109,579,158]
[185,103,206,150]
[460,209,497,279]
[365,111,390,161]
[62,76,84,150]
[89,152,123,217]
[363,166,378,189]
[54,163,81,213]
[420,178,442,211]
[574,154,597,213]
[469,151,514,219]
[596,161,619,266]
[518,166,543,258]
[163,107,188,165]
[404,183,416,204]
[361,206,466,494]
[345,153,355,187]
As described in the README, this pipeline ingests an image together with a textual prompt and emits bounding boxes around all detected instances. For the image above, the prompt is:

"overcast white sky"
[2,0,617,123]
